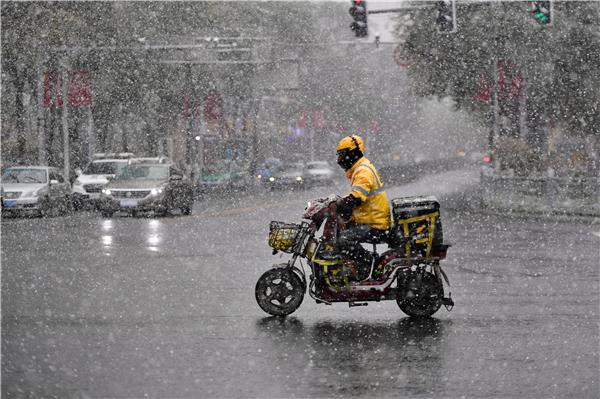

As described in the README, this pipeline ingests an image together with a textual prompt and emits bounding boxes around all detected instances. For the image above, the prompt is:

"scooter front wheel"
[255,267,305,316]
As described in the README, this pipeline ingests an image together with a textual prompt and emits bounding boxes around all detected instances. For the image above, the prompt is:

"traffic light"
[531,1,553,25]
[349,0,368,38]
[435,0,456,33]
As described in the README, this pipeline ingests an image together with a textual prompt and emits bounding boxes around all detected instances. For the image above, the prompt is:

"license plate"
[2,199,16,208]
[120,199,139,208]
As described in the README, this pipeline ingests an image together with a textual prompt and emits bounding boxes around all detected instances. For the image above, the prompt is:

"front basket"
[268,221,303,253]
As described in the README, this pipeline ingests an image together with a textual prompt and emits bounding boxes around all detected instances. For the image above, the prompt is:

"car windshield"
[85,161,127,175]
[1,168,47,184]
[283,165,303,173]
[262,159,281,168]
[306,162,329,170]
[116,165,169,180]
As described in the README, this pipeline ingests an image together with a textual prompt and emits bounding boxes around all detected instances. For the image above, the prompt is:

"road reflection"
[101,219,113,231]
[100,219,113,255]
[97,218,165,254]
[101,235,113,247]
[146,219,162,251]
[256,316,451,397]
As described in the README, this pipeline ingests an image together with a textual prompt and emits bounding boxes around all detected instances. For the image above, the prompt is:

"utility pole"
[310,127,315,162]
[518,69,528,140]
[491,58,500,152]
[191,100,203,184]
[194,133,203,185]
[86,104,95,162]
[36,64,46,165]
[186,65,194,179]
[61,59,70,179]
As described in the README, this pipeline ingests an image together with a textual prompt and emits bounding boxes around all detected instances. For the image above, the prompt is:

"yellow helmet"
[336,135,365,153]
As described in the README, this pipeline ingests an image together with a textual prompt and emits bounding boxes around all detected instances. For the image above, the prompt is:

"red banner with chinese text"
[43,70,92,108]
[204,92,224,123]
[68,70,92,107]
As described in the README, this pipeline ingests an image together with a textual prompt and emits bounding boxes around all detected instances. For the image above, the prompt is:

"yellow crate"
[268,221,302,253]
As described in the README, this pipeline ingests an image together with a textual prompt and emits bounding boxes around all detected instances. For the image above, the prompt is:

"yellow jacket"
[345,157,391,230]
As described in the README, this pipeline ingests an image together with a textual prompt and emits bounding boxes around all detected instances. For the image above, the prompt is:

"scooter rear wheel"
[255,268,304,316]
[397,271,443,318]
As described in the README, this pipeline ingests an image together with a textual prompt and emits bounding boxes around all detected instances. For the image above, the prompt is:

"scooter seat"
[360,229,390,245]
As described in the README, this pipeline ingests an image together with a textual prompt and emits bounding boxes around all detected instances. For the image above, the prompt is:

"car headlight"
[24,187,45,198]
[102,189,112,196]
[296,176,302,181]
[150,187,164,196]
[269,177,275,182]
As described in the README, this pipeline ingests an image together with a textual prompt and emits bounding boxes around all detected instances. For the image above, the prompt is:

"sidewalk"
[479,173,599,217]
[386,166,600,218]
[386,167,480,203]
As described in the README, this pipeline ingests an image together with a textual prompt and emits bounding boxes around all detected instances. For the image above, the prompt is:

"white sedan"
[1,166,72,217]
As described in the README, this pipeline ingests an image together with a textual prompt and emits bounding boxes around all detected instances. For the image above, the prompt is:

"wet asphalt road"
[2,178,599,398]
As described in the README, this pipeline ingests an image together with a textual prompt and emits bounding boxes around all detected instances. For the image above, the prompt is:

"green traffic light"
[535,11,549,23]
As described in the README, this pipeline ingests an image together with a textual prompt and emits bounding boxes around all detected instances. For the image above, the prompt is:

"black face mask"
[337,148,362,171]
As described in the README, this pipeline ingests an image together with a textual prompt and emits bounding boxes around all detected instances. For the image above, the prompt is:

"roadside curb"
[442,184,600,220]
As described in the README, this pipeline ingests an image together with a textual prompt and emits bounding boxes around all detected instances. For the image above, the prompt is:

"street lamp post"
[60,59,70,180]
[491,58,500,153]
[310,127,315,162]
[194,134,203,184]
[36,61,46,165]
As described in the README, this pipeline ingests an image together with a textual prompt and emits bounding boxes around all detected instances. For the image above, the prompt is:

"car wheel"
[155,208,168,217]
[61,195,74,215]
[158,199,172,217]
[181,201,193,215]
[101,210,113,218]
[72,196,83,211]
[38,197,53,218]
